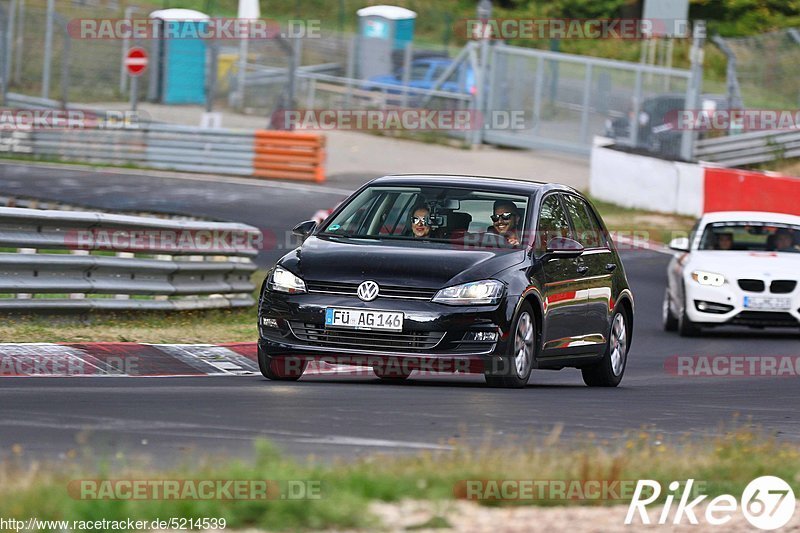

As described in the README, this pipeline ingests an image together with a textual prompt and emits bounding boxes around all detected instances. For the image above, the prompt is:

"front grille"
[305,281,437,300]
[289,322,444,351]
[738,279,765,292]
[770,280,797,294]
[730,311,799,327]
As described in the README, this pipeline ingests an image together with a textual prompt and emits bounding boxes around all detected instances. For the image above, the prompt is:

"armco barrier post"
[252,130,326,183]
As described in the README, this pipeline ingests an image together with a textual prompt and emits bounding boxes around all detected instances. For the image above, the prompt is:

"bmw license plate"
[325,308,404,331]
[743,296,792,310]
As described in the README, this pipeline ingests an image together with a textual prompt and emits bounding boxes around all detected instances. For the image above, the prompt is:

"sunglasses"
[491,212,515,222]
[412,216,430,225]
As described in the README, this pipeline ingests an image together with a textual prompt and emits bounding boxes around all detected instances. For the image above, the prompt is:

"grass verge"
[1,426,798,531]
[589,196,696,245]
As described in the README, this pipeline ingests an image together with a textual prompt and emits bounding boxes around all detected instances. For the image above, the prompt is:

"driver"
[714,232,734,250]
[773,229,797,251]
[488,200,521,246]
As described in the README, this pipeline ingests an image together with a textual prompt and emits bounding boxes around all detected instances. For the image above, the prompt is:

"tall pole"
[13,0,23,84]
[41,0,54,99]
[680,20,705,162]
[472,0,492,147]
[120,6,136,95]
[5,0,17,86]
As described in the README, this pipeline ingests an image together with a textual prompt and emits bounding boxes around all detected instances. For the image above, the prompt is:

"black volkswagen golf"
[258,175,634,388]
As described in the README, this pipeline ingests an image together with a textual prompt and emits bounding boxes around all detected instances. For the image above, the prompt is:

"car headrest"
[448,212,472,231]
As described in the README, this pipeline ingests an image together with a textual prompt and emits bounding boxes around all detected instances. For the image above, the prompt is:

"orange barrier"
[253,130,326,183]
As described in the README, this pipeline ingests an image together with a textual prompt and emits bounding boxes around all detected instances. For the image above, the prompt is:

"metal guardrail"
[0,207,260,311]
[694,129,800,167]
[0,102,326,181]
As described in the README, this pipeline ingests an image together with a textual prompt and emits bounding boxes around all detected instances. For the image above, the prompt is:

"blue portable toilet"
[356,5,417,79]
[147,9,210,105]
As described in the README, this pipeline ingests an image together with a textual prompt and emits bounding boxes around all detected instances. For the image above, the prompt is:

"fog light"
[261,318,279,328]
[464,331,499,342]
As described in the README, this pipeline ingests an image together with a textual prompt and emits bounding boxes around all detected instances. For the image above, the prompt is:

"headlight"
[269,266,307,294]
[691,270,725,287]
[432,280,505,305]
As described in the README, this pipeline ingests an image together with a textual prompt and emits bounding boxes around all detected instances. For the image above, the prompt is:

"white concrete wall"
[590,143,704,217]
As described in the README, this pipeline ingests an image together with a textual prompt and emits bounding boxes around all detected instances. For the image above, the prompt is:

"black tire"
[663,287,678,332]
[485,302,536,389]
[258,345,306,381]
[677,285,701,337]
[582,308,629,387]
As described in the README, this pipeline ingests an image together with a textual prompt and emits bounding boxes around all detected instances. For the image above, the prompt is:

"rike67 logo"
[625,476,796,530]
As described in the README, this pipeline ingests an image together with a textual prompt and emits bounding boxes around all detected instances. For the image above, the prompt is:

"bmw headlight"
[432,280,505,305]
[269,266,307,294]
[691,270,725,287]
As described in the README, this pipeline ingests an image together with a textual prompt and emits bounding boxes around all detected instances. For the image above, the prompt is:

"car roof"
[368,174,579,195]
[699,211,800,226]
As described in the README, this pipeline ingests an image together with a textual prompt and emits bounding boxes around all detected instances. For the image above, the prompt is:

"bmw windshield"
[319,186,530,248]
[699,222,800,253]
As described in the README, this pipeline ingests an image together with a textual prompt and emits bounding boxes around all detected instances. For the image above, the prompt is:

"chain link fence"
[715,28,800,109]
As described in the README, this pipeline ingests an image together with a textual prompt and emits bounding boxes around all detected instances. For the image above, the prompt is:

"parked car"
[363,58,476,102]
[664,211,800,336]
[258,175,635,388]
[605,93,743,159]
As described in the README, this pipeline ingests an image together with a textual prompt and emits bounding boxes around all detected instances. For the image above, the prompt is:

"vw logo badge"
[357,281,380,302]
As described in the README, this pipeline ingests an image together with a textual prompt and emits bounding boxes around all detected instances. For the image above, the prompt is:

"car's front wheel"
[485,303,535,389]
[582,309,629,387]
[663,287,678,331]
[678,283,701,337]
[258,345,306,381]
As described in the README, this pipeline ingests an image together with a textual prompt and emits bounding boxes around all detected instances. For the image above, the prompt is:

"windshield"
[319,186,530,249]
[699,222,800,253]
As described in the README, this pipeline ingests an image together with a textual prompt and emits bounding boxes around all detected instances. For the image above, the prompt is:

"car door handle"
[605,263,617,272]
[576,265,589,275]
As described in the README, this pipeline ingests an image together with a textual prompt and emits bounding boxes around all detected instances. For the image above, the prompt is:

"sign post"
[124,47,148,112]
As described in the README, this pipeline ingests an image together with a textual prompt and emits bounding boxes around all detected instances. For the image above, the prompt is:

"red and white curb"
[0,343,366,377]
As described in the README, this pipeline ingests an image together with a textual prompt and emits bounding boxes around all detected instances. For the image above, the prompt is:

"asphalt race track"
[1,163,798,463]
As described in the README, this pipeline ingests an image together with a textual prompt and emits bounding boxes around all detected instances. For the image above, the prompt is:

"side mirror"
[292,220,317,239]
[545,237,584,259]
[668,237,690,252]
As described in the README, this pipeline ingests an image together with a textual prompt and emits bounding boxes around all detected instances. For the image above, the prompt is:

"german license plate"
[743,296,792,310]
[325,308,404,331]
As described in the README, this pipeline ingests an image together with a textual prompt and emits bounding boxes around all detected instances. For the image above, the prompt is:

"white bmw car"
[664,211,800,336]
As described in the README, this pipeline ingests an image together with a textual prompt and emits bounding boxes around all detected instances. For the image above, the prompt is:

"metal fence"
[714,28,800,110]
[694,128,800,167]
[1,3,717,159]
[485,42,694,156]
[0,206,259,311]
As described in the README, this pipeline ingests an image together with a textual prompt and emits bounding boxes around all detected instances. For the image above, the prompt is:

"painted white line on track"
[293,436,453,450]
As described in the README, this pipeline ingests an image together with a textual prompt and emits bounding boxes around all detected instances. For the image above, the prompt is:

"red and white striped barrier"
[591,143,800,217]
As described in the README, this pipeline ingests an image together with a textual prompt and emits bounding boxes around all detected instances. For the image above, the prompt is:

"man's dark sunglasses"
[491,212,515,222]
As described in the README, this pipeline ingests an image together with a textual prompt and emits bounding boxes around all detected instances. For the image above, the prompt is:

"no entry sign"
[125,47,148,77]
